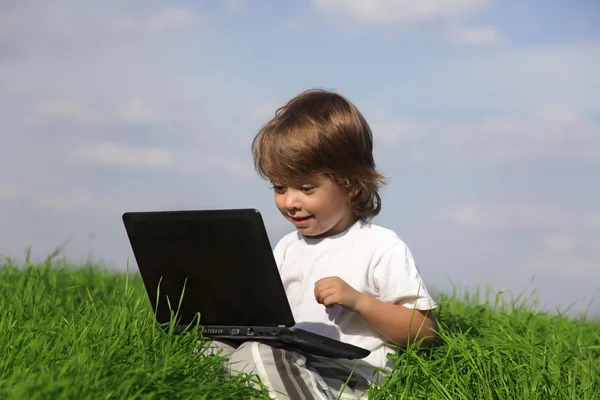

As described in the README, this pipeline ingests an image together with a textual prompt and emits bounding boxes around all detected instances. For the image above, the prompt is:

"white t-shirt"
[273,218,437,380]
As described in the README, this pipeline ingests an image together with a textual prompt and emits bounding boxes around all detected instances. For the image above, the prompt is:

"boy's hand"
[314,276,364,312]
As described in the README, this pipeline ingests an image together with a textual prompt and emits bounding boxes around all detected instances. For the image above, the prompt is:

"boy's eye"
[272,185,286,193]
[301,186,315,193]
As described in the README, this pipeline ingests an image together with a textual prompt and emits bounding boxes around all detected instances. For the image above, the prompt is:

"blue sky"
[1,0,599,317]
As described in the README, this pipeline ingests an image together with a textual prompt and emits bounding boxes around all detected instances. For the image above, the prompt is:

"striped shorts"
[205,340,372,399]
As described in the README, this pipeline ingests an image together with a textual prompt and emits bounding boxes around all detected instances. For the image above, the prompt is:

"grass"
[1,256,599,399]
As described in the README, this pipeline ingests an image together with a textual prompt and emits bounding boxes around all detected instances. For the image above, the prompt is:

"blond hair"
[251,88,385,218]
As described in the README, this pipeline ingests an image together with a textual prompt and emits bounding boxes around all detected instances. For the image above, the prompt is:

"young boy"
[209,89,437,399]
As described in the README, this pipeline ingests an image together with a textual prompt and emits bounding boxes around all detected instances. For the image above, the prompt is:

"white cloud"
[524,253,600,281]
[382,107,599,166]
[0,4,203,60]
[0,185,27,202]
[0,186,127,217]
[34,192,120,216]
[538,234,578,254]
[366,109,424,143]
[223,0,247,14]
[424,41,600,113]
[35,100,102,124]
[450,108,600,164]
[312,0,505,46]
[369,107,599,166]
[74,143,172,169]
[0,10,22,40]
[445,205,600,282]
[119,96,161,124]
[313,0,489,25]
[445,204,600,231]
[112,6,200,35]
[522,233,600,280]
[444,24,509,46]
[33,96,181,126]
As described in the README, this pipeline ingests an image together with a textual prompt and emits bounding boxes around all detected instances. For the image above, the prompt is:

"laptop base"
[174,324,370,359]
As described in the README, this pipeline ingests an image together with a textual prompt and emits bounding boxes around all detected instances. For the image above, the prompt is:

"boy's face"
[272,174,356,239]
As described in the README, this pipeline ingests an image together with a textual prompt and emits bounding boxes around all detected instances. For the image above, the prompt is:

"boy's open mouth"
[290,215,313,222]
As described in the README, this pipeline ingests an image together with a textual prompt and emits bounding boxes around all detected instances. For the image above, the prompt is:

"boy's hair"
[251,88,385,218]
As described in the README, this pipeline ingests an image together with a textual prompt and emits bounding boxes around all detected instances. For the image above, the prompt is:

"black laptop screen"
[124,210,295,328]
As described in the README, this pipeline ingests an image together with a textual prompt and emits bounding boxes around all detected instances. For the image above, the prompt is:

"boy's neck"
[303,214,359,240]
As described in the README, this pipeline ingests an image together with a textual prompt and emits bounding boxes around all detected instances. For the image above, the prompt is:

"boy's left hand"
[314,276,364,312]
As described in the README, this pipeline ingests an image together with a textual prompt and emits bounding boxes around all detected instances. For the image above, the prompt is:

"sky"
[1,0,599,318]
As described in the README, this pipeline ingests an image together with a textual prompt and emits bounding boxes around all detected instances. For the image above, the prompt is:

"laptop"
[122,208,370,360]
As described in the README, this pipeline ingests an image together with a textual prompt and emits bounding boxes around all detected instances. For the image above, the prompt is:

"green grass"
[1,257,598,399]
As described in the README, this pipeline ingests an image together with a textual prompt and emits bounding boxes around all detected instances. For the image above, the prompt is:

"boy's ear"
[340,178,355,197]
[343,178,360,195]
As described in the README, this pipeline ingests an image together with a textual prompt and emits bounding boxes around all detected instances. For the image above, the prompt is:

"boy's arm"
[354,293,436,347]
[314,276,436,347]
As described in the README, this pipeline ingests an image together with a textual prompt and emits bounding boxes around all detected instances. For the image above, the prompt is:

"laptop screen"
[123,209,295,328]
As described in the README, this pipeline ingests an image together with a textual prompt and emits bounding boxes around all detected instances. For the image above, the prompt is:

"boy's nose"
[284,191,301,210]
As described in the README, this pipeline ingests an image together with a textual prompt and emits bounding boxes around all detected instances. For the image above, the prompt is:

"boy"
[210,89,437,399]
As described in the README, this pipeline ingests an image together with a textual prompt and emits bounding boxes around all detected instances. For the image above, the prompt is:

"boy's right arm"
[314,275,437,347]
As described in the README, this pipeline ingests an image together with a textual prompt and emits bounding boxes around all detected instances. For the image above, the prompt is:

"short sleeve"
[373,241,437,310]
[272,236,288,272]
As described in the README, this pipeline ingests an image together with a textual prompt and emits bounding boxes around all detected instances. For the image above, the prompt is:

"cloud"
[445,204,600,231]
[420,41,600,113]
[443,203,600,288]
[33,95,199,128]
[312,0,505,46]
[112,6,200,35]
[223,0,247,14]
[34,192,121,216]
[0,4,203,61]
[449,108,600,164]
[0,10,22,40]
[313,0,489,25]
[522,233,600,280]
[74,143,172,169]
[0,185,28,202]
[119,96,162,124]
[35,100,102,124]
[444,24,509,47]
[365,109,424,143]
[371,107,599,166]
[538,234,579,254]
[0,186,124,217]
